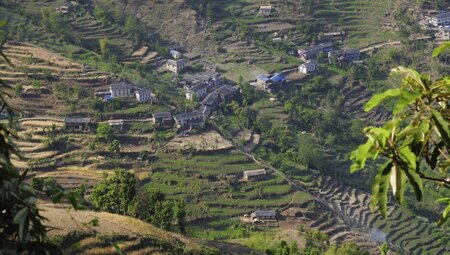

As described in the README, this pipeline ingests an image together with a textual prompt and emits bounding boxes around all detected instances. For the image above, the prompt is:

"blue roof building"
[270,73,286,83]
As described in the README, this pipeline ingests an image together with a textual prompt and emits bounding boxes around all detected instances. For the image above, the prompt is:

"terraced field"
[0,41,113,84]
[146,152,302,220]
[315,0,404,47]
[342,83,390,124]
[296,175,450,255]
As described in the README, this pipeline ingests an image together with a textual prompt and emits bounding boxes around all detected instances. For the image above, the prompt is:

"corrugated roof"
[251,210,276,217]
[65,117,91,124]
[153,112,172,119]
[174,110,203,120]
[435,12,450,20]
[111,82,134,90]
[243,169,266,176]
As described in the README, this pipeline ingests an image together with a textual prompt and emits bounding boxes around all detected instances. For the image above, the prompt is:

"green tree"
[108,139,121,154]
[174,201,186,233]
[31,80,41,91]
[98,38,110,59]
[296,134,325,170]
[350,43,450,224]
[87,141,96,151]
[96,123,113,141]
[14,84,23,96]
[153,201,173,230]
[129,190,165,222]
[90,169,136,215]
[324,242,369,255]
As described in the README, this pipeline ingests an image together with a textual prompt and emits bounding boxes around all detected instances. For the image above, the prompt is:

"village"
[1,1,450,254]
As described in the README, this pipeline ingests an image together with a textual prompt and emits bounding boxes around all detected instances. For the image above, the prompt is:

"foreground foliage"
[351,42,450,224]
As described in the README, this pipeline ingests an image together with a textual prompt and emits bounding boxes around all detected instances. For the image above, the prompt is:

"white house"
[250,210,277,222]
[166,59,186,73]
[110,82,134,98]
[170,49,182,60]
[173,110,204,129]
[299,59,319,74]
[259,5,272,15]
[186,83,208,101]
[431,12,450,27]
[136,88,151,102]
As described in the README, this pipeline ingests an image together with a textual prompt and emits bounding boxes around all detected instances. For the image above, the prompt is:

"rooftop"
[257,75,270,82]
[244,169,266,177]
[167,59,185,66]
[111,82,134,90]
[217,85,239,96]
[174,110,203,120]
[302,59,319,67]
[434,12,450,20]
[190,82,208,93]
[260,5,272,10]
[251,210,276,218]
[153,112,172,119]
[137,88,151,94]
[65,117,91,124]
[201,92,219,106]
[270,73,286,83]
[301,42,334,52]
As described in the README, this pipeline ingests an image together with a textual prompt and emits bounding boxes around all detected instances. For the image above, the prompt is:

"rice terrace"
[0,0,449,254]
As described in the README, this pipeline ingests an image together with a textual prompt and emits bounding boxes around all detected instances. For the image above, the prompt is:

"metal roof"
[301,42,334,53]
[270,73,286,83]
[243,169,266,177]
[174,110,203,120]
[190,82,208,93]
[110,82,134,90]
[65,117,91,124]
[435,12,450,20]
[217,85,238,97]
[153,112,172,119]
[251,210,276,218]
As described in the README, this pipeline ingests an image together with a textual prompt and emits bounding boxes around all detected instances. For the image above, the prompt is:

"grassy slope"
[39,203,221,254]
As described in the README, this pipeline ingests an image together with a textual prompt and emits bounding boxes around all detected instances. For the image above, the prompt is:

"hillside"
[1,0,450,254]
[38,203,226,255]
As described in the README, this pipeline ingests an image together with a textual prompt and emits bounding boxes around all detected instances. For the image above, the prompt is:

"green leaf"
[432,41,450,58]
[370,161,392,217]
[437,203,450,226]
[431,110,450,146]
[404,168,423,201]
[13,207,28,224]
[364,89,402,112]
[0,21,6,27]
[398,146,417,170]
[392,91,421,115]
[13,207,29,242]
[350,140,373,172]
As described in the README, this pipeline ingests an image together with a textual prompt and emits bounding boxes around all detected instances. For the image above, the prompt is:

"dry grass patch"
[165,131,234,152]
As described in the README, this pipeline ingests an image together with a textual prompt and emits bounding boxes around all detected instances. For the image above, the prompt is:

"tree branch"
[417,172,450,190]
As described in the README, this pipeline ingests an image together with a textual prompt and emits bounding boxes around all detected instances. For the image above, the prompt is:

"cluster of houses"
[95,82,152,103]
[432,12,450,40]
[55,1,78,14]
[297,42,360,74]
[421,11,450,40]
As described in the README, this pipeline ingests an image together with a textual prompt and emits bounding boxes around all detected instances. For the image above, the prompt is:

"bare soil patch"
[165,131,234,152]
